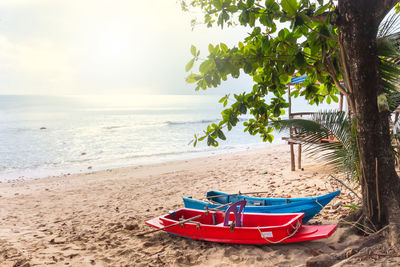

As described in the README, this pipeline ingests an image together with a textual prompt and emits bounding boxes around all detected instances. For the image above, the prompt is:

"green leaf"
[220,42,228,52]
[281,0,298,17]
[227,6,239,12]
[185,58,195,72]
[199,60,214,73]
[293,15,304,28]
[314,4,330,16]
[294,52,306,67]
[279,74,291,84]
[207,136,213,146]
[186,73,202,83]
[213,0,223,10]
[239,10,249,25]
[208,44,214,53]
[343,204,360,211]
[244,63,253,74]
[265,0,275,9]
[249,12,255,27]
[326,95,331,104]
[190,45,197,56]
[247,0,255,7]
[217,130,226,140]
[378,93,390,112]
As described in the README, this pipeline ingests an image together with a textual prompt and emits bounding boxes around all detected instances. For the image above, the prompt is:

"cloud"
[0,0,53,6]
[0,34,75,93]
[0,0,251,95]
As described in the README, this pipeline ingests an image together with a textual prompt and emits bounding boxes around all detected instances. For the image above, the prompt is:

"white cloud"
[0,0,53,6]
[0,34,75,92]
[0,0,251,95]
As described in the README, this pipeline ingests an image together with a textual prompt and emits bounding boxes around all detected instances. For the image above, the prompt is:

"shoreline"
[0,144,362,266]
[0,141,283,182]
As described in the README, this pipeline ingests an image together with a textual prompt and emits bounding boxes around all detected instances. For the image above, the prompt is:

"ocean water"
[0,94,339,181]
[0,94,268,181]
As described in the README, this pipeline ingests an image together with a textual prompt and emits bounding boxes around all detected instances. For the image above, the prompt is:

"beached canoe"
[183,190,340,223]
[145,201,337,244]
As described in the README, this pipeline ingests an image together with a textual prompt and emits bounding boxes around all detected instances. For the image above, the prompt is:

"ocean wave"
[119,145,241,161]
[166,117,249,126]
[165,119,219,125]
[102,126,123,130]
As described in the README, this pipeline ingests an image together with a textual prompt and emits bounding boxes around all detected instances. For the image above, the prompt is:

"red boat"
[145,201,336,244]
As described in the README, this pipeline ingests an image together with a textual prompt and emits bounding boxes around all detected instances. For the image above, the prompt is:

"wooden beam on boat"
[137,215,203,236]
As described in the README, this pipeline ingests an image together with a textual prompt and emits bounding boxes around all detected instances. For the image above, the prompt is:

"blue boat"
[183,190,340,223]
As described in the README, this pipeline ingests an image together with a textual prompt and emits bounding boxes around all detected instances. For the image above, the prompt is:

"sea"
[0,94,339,181]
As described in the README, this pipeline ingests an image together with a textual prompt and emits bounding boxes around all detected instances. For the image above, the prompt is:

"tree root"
[337,209,362,228]
[336,210,374,242]
[307,191,400,266]
[332,241,399,266]
[306,224,389,267]
[387,197,400,247]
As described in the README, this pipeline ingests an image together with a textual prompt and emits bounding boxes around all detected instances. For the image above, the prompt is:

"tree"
[182,0,400,245]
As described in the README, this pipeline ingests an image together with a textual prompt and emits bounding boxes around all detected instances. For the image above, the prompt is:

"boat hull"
[183,190,340,223]
[145,209,336,244]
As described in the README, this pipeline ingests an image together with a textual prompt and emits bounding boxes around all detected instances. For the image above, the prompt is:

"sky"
[0,0,253,95]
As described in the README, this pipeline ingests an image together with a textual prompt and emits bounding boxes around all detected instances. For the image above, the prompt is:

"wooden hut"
[282,76,344,171]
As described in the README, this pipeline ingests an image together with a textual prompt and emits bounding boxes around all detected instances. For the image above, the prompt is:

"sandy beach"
[0,144,365,266]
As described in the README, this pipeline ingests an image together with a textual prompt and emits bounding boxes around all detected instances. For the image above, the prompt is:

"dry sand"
[0,144,368,266]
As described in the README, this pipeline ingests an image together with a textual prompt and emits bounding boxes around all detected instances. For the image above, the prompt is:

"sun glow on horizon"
[88,24,136,67]
[0,0,251,95]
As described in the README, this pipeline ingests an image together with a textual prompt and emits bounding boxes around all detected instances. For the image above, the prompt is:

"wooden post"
[290,143,295,171]
[288,85,295,171]
[298,144,302,169]
[288,85,292,119]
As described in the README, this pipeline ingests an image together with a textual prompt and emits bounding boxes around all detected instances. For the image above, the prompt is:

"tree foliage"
[183,0,400,147]
[183,0,344,146]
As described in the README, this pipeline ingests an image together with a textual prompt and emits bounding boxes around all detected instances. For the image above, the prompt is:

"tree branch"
[253,7,336,25]
[303,22,338,42]
[338,34,353,95]
[326,68,348,98]
[309,11,335,23]
[324,59,345,93]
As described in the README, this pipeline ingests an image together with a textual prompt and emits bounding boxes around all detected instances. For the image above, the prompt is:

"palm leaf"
[377,13,400,112]
[274,111,359,180]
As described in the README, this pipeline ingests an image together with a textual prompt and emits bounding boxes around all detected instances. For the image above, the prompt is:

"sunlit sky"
[0,0,252,95]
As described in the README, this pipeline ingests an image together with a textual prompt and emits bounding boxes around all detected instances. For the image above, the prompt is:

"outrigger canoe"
[145,201,337,244]
[183,190,340,223]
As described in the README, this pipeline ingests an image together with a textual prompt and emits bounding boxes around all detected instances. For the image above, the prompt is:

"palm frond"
[378,12,400,39]
[377,14,400,112]
[274,111,359,180]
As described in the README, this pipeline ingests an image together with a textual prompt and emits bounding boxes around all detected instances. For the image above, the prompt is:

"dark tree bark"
[337,0,400,242]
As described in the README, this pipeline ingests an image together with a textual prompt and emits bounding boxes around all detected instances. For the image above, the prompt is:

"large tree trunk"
[338,0,400,239]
